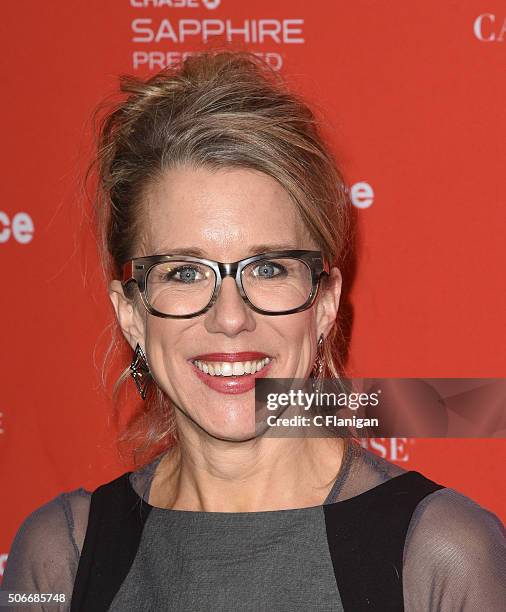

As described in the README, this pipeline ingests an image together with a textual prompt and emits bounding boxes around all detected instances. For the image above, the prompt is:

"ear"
[108,280,145,351]
[315,267,342,340]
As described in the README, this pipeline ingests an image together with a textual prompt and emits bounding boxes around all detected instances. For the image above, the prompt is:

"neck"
[149,432,346,512]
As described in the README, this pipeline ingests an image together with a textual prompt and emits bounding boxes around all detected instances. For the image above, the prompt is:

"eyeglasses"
[122,250,329,319]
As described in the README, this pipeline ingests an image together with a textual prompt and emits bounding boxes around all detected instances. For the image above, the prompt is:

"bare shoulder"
[1,488,92,594]
[403,487,506,611]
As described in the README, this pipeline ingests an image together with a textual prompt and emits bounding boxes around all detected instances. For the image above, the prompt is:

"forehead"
[142,165,313,259]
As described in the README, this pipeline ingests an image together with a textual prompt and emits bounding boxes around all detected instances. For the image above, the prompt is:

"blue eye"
[252,261,286,279]
[168,265,202,283]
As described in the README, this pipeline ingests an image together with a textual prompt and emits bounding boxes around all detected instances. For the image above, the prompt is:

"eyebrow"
[150,243,301,258]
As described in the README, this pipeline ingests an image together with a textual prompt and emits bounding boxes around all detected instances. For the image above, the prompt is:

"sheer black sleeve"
[403,487,506,611]
[1,490,91,611]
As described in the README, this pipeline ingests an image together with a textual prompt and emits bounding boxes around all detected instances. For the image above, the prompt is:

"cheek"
[143,318,182,382]
[276,310,318,369]
[284,308,317,341]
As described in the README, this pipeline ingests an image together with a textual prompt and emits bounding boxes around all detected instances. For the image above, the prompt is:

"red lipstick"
[188,352,273,395]
[191,352,270,361]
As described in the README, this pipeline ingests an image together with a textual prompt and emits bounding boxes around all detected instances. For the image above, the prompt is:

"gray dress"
[2,442,505,611]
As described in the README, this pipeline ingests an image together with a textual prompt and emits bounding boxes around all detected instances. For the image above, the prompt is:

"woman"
[2,51,505,611]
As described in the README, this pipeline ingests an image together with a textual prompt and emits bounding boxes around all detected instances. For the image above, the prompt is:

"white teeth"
[221,363,233,376]
[193,358,271,377]
[233,362,245,376]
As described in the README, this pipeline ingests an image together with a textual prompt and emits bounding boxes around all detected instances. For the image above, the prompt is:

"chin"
[191,418,255,442]
[196,408,257,442]
[210,430,258,443]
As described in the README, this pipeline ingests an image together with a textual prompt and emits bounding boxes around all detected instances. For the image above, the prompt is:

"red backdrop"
[1,0,505,577]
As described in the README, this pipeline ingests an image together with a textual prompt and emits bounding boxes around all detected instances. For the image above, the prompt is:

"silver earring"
[130,343,152,400]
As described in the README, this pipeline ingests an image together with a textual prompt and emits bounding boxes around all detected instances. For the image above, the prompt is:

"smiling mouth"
[192,358,271,377]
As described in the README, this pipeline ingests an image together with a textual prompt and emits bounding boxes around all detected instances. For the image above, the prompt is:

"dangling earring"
[130,343,152,400]
[311,333,325,393]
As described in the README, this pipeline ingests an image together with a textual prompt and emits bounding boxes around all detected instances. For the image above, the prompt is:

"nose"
[204,277,256,337]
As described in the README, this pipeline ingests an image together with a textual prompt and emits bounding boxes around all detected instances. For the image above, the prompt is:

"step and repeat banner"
[1,1,505,577]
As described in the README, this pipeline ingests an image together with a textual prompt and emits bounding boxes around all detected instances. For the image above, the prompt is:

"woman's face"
[111,166,341,442]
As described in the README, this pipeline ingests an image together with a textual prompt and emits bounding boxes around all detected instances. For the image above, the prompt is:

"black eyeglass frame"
[122,250,330,319]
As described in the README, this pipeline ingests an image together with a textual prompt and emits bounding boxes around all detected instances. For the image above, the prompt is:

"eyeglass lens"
[145,257,313,316]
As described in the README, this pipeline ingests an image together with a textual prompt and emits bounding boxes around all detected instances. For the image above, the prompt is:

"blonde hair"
[86,50,354,465]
